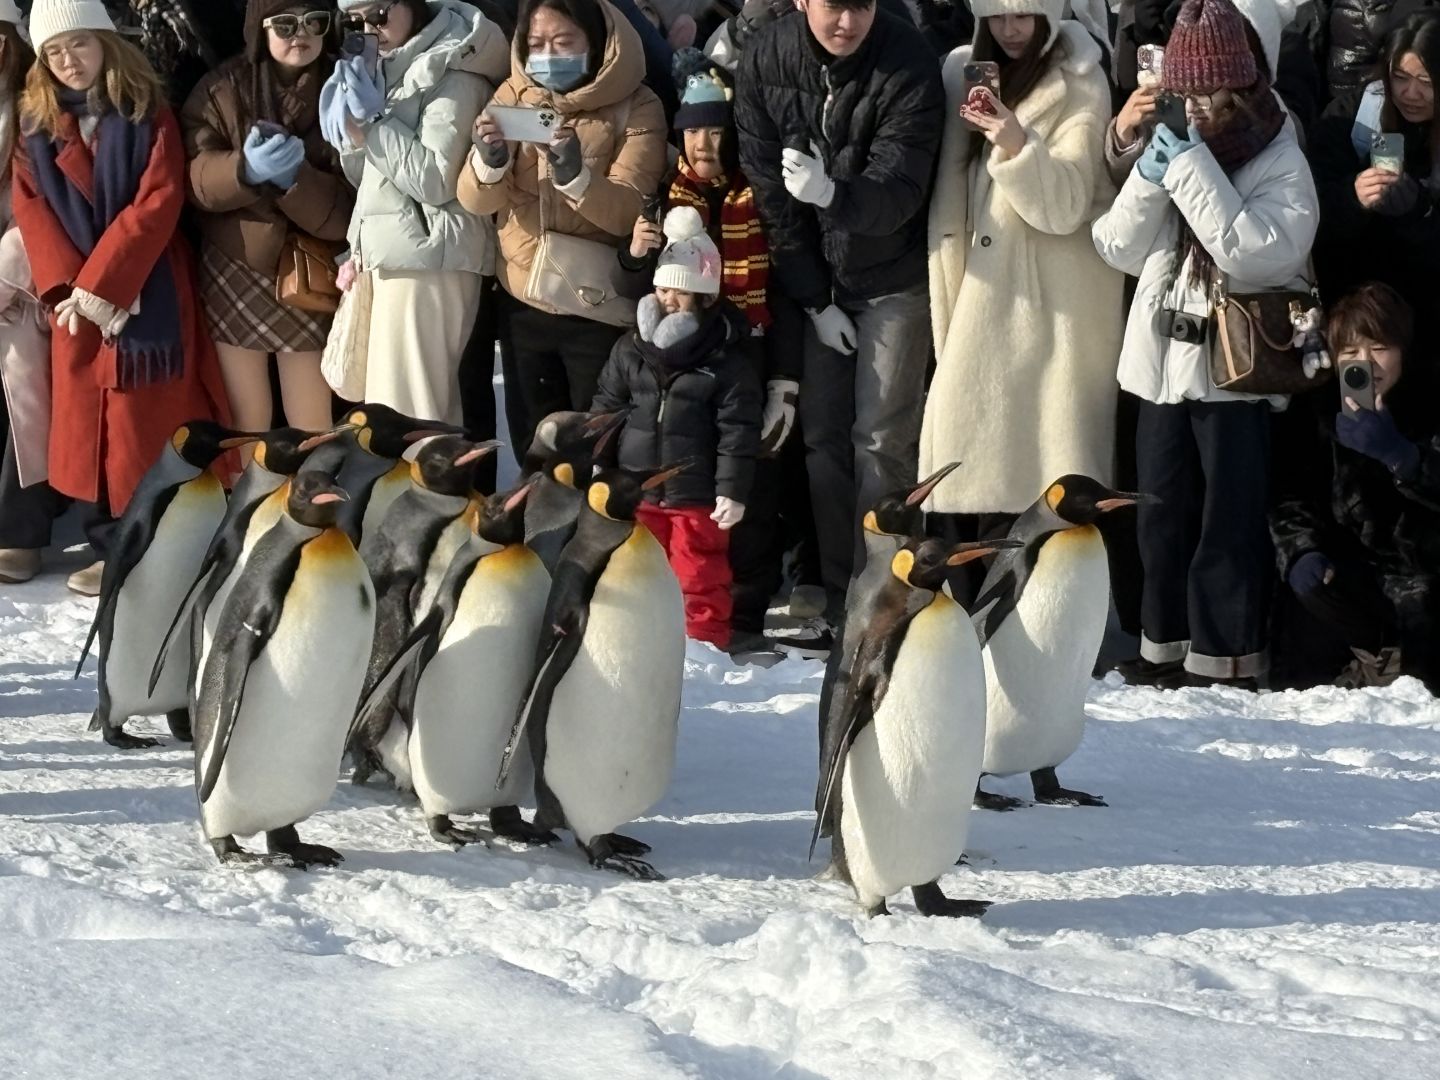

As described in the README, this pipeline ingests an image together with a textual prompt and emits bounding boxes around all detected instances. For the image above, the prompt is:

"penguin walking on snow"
[814,537,1018,917]
[77,422,259,749]
[194,471,375,868]
[349,436,502,782]
[522,409,631,574]
[501,466,688,880]
[355,479,557,848]
[971,476,1153,809]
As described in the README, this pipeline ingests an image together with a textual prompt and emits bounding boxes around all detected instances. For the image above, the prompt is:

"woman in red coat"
[12,2,229,594]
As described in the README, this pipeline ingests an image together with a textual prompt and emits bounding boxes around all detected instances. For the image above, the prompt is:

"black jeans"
[1136,398,1274,677]
[457,275,501,493]
[496,290,626,464]
[926,511,1019,607]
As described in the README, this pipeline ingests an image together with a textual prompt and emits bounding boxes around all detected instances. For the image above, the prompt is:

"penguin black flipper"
[194,535,304,802]
[970,544,1042,648]
[499,600,587,790]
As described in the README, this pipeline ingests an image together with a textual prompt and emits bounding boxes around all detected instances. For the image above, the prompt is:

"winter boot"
[1335,646,1403,689]
[1116,656,1187,689]
[0,548,41,584]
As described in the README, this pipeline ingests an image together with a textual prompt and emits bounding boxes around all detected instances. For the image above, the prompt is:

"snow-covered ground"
[3,568,1440,1079]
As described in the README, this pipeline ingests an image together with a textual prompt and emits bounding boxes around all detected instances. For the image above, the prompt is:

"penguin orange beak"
[586,407,633,456]
[453,440,504,467]
[296,428,346,452]
[311,489,350,505]
[1096,491,1159,512]
[905,461,962,507]
[218,431,265,450]
[402,422,468,443]
[945,538,1022,566]
[641,460,693,491]
[503,477,539,512]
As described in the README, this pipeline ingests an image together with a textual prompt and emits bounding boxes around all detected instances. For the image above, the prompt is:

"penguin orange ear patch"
[862,510,880,534]
[890,548,916,583]
[1045,483,1066,513]
[587,482,612,518]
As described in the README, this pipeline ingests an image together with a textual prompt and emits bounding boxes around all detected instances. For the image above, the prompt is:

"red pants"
[636,503,733,649]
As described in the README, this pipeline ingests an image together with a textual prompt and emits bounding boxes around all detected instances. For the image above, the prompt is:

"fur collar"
[638,294,702,350]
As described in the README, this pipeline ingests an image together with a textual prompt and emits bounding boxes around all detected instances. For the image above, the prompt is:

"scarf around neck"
[667,160,771,332]
[25,90,183,387]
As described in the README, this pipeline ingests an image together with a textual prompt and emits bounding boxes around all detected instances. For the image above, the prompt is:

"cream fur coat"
[922,23,1123,514]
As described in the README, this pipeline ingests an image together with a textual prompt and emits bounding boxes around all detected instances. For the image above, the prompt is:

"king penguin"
[193,470,375,868]
[522,408,631,574]
[354,479,557,848]
[814,536,1017,917]
[76,421,259,749]
[500,466,688,879]
[349,436,502,781]
[971,475,1152,809]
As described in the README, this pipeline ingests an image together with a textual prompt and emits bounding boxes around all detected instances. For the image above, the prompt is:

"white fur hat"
[971,0,1067,53]
[28,0,115,55]
[653,207,721,296]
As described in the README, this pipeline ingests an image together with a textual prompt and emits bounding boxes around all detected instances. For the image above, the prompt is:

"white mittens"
[711,496,745,530]
[760,378,799,455]
[808,304,857,355]
[782,142,835,208]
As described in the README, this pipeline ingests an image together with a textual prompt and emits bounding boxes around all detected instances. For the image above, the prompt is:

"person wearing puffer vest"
[319,0,509,425]
[922,3,1123,551]
[591,206,762,650]
[1092,0,1319,689]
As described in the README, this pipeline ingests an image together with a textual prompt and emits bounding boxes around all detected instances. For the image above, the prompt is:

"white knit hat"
[29,0,115,55]
[970,0,1067,53]
[653,207,721,296]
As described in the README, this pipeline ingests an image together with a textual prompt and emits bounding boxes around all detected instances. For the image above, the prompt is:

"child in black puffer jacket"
[592,206,762,650]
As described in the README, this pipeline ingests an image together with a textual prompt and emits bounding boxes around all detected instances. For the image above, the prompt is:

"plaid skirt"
[200,243,331,352]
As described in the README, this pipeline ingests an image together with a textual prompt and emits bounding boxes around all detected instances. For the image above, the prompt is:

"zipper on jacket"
[819,69,833,158]
[657,385,669,426]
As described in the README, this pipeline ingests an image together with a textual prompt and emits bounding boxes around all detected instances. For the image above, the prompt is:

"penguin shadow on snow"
[0,661,99,719]
[655,1031,830,1080]
[0,782,194,825]
[0,735,185,772]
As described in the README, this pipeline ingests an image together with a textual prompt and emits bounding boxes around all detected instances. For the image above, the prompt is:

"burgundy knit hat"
[1161,0,1258,93]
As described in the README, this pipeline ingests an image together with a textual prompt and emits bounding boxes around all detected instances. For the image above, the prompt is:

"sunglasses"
[262,11,333,39]
[344,1,399,29]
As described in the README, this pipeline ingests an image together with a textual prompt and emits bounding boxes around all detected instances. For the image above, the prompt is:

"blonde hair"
[20,30,165,137]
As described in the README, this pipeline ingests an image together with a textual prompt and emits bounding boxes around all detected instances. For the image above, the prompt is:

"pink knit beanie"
[1161,0,1259,93]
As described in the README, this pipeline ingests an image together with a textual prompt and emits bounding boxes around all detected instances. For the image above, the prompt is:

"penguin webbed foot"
[912,881,990,919]
[101,721,160,751]
[973,782,1026,812]
[488,806,558,847]
[167,709,193,743]
[428,815,489,849]
[863,898,890,918]
[1030,767,1107,807]
[265,826,345,870]
[582,836,664,881]
[211,836,296,869]
[600,832,651,857]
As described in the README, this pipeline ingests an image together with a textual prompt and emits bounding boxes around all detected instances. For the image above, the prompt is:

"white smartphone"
[490,104,561,144]
[1371,132,1403,175]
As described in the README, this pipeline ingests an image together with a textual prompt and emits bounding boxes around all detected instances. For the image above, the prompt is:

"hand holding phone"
[960,61,1000,130]
[1340,359,1377,411]
[490,104,562,144]
[1370,132,1403,175]
[1153,93,1188,140]
[1136,44,1165,88]
[341,30,380,78]
[254,120,288,141]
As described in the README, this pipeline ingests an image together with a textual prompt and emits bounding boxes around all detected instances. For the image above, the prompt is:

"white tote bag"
[321,269,372,402]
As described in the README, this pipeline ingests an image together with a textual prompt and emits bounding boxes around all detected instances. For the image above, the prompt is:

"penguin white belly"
[543,527,685,844]
[840,598,986,909]
[413,518,493,619]
[202,534,375,839]
[361,466,412,540]
[410,546,550,815]
[982,526,1110,777]
[105,475,227,719]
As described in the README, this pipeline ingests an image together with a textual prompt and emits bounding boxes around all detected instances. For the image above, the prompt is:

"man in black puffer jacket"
[734,0,943,631]
[1327,0,1439,97]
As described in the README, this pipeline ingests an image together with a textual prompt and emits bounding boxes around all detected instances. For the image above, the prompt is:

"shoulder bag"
[277,233,345,314]
[1208,274,1332,396]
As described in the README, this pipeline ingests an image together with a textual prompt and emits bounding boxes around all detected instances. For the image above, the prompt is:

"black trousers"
[496,290,626,464]
[926,511,1019,607]
[1101,389,1144,639]
[728,429,820,634]
[1136,398,1273,672]
[457,275,501,493]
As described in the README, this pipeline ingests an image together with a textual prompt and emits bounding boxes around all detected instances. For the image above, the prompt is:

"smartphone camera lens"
[1342,364,1372,391]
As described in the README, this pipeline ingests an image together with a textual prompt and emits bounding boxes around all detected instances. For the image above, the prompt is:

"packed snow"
[3,561,1440,1078]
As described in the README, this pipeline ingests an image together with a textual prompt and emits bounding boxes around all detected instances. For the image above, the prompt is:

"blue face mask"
[526,52,589,93]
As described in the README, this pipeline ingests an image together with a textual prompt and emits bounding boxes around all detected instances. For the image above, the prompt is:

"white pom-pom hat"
[652,206,722,297]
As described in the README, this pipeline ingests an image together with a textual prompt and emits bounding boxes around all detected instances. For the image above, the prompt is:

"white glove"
[70,286,130,337]
[53,295,83,335]
[760,378,799,455]
[711,496,745,530]
[782,141,835,208]
[809,304,857,355]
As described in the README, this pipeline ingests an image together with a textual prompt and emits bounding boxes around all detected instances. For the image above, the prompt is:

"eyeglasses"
[344,1,399,29]
[1183,92,1217,112]
[262,11,333,39]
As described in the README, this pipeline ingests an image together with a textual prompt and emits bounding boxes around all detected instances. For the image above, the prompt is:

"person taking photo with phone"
[922,1,1122,575]
[12,0,232,596]
[182,2,353,452]
[1092,0,1318,690]
[318,0,509,425]
[1270,283,1440,693]
[1311,11,1440,354]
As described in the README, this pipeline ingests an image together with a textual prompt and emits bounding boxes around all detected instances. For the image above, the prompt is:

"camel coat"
[456,0,667,312]
[922,23,1123,514]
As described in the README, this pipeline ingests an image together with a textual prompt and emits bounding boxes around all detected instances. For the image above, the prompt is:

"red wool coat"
[11,105,229,514]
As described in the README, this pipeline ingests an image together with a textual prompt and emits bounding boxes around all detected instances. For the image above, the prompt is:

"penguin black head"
[338,404,467,459]
[890,536,1024,591]
[252,427,343,476]
[170,421,262,469]
[410,436,503,497]
[864,461,963,537]
[474,478,538,547]
[526,408,633,488]
[586,462,690,522]
[1043,475,1157,527]
[287,471,351,528]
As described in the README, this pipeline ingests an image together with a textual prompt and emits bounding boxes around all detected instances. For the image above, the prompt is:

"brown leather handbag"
[1208,276,1330,396]
[276,234,345,314]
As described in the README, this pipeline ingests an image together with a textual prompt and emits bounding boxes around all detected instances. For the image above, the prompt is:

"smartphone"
[1136,44,1164,87]
[1340,359,1377,411]
[341,30,380,78]
[961,61,1000,129]
[1371,132,1403,175]
[489,104,561,144]
[254,120,287,140]
[1154,92,1187,139]
[641,193,663,225]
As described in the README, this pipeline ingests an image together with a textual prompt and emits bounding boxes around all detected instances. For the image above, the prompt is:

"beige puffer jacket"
[457,0,666,313]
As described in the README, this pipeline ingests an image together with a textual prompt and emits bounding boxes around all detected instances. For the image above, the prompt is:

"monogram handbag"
[1208,275,1331,396]
[276,234,345,314]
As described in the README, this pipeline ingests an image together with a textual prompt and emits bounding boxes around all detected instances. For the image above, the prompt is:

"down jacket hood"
[505,0,646,110]
[385,0,511,90]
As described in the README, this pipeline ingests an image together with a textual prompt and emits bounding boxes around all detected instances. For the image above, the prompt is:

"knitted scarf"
[25,91,183,387]
[667,160,771,332]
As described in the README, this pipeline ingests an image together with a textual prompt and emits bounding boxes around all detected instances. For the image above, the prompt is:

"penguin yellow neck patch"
[890,548,916,584]
[862,510,880,535]
[1045,484,1066,513]
[554,462,576,488]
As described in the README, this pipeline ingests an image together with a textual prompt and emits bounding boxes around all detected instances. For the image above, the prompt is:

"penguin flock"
[74,406,1147,912]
